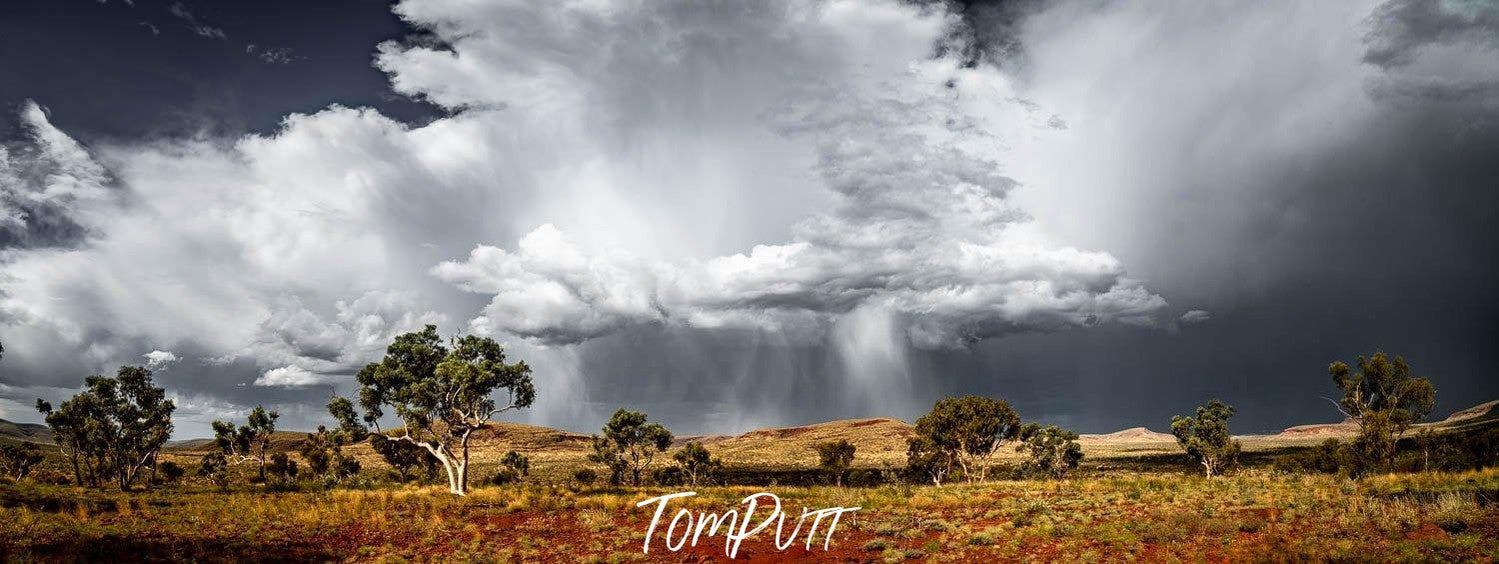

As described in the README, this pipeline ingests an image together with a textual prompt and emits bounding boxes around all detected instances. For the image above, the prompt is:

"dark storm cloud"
[0,0,1495,439]
[0,101,112,250]
[959,0,1499,433]
[0,0,442,141]
[1362,0,1499,69]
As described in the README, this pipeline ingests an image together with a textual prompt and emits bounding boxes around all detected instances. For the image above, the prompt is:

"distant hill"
[1081,427,1175,443]
[1275,399,1498,439]
[0,418,53,444]
[166,431,310,453]
[1440,400,1497,424]
[139,397,1499,470]
[693,417,916,468]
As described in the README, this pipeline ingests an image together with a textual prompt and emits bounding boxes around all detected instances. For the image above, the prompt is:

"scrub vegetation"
[1,337,1494,562]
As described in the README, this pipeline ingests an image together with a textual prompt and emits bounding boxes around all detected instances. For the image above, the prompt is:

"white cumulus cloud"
[254,365,334,388]
[142,350,179,369]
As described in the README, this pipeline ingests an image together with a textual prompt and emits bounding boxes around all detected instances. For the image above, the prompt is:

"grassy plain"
[2,404,1495,561]
[1,467,1496,562]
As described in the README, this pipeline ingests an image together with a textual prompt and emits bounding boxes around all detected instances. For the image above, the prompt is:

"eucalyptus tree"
[339,325,535,495]
[36,366,175,490]
[1171,399,1241,477]
[1017,424,1083,479]
[673,442,723,486]
[590,409,672,486]
[813,439,856,487]
[1328,352,1435,467]
[911,395,1022,483]
[211,405,279,482]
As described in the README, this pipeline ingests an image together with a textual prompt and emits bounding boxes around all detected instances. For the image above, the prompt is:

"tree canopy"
[813,439,856,486]
[673,441,722,486]
[590,408,672,486]
[1170,399,1241,477]
[36,366,175,490]
[911,395,1021,483]
[211,405,279,482]
[1328,352,1435,466]
[340,325,535,495]
[1017,424,1083,479]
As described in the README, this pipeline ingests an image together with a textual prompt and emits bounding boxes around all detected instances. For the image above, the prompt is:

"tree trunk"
[456,460,468,495]
[458,431,472,495]
[68,450,82,486]
[438,453,459,494]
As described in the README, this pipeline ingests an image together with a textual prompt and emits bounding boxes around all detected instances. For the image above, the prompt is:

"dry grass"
[1,467,1494,561]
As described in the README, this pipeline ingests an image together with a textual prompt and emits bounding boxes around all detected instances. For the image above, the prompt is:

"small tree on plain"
[0,441,44,480]
[36,365,175,490]
[1170,399,1241,478]
[298,424,361,483]
[501,450,530,481]
[211,405,279,482]
[197,452,229,489]
[813,439,856,487]
[673,441,723,486]
[342,325,536,496]
[590,409,672,486]
[266,452,298,485]
[1016,424,1083,479]
[1328,352,1435,467]
[912,395,1021,483]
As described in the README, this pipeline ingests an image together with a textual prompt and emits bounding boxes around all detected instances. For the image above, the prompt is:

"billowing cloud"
[143,350,179,369]
[254,365,334,388]
[0,101,112,249]
[1362,0,1499,106]
[3,0,1490,435]
[418,0,1168,349]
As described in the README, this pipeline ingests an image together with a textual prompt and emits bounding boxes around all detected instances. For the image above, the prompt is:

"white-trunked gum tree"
[334,325,535,496]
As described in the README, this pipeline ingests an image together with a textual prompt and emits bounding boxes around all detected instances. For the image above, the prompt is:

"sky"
[0,0,1494,438]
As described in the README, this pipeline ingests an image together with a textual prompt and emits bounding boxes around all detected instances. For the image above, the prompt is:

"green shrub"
[573,468,598,485]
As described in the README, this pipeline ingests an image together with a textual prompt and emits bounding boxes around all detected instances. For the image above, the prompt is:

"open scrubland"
[1,457,1495,562]
[2,405,1497,562]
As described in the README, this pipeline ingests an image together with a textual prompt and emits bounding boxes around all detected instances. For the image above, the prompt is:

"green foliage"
[35,365,175,490]
[673,441,722,486]
[501,450,530,480]
[266,452,299,486]
[487,468,519,486]
[651,466,686,486]
[589,409,672,486]
[298,425,360,484]
[1329,352,1436,467]
[157,461,185,484]
[211,405,278,482]
[1273,438,1363,476]
[572,468,598,485]
[0,441,44,480]
[369,434,439,482]
[1171,399,1241,477]
[812,439,856,486]
[911,395,1021,483]
[197,452,229,489]
[905,436,956,486]
[1017,424,1083,479]
[348,325,536,495]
